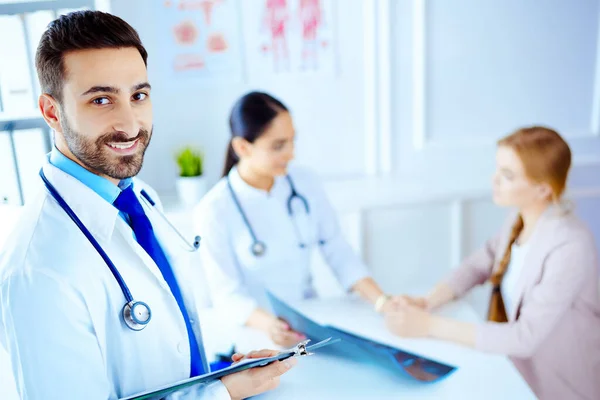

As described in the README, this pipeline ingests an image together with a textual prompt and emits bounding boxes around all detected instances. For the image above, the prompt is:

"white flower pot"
[176,176,207,207]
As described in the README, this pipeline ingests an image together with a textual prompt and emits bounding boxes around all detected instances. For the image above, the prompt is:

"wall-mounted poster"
[157,0,243,82]
[241,0,338,78]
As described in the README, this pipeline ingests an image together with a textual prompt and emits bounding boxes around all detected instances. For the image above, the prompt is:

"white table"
[0,297,536,399]
[230,297,536,400]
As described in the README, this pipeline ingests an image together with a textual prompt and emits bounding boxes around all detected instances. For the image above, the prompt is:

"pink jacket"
[445,207,600,400]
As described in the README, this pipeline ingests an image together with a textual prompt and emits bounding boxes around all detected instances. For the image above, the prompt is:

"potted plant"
[175,146,206,207]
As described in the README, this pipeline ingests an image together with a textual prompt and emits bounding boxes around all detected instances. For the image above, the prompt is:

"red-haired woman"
[386,126,600,400]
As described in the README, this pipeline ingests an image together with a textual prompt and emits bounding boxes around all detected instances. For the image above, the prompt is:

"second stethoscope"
[227,174,326,257]
[40,169,200,332]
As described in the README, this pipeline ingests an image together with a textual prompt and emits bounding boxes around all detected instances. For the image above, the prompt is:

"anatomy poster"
[157,0,243,82]
[241,0,338,77]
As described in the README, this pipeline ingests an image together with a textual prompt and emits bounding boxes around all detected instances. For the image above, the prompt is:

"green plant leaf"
[175,146,203,177]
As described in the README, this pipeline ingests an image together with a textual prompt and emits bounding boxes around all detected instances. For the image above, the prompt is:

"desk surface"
[0,297,536,400]
[232,297,535,400]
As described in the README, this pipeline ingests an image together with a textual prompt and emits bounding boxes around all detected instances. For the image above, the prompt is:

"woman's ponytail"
[221,140,238,177]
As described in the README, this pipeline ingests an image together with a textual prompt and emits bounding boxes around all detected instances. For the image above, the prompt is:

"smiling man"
[0,10,295,400]
[49,46,153,184]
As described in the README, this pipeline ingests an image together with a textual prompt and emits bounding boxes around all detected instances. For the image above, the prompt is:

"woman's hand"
[385,304,477,348]
[393,295,429,310]
[385,305,434,338]
[269,318,306,348]
[245,308,306,348]
[376,295,428,313]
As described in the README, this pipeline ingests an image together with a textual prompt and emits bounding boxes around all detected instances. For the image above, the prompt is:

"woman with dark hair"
[193,91,396,347]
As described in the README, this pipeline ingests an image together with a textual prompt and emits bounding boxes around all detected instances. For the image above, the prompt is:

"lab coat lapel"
[149,211,196,297]
[140,204,209,371]
[113,219,171,293]
[291,203,314,247]
[42,162,118,247]
[140,197,193,283]
[131,196,200,307]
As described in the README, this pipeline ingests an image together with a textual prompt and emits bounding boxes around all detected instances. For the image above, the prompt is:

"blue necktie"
[114,186,205,377]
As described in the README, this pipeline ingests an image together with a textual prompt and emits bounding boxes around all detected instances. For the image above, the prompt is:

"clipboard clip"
[286,337,340,358]
[292,339,313,357]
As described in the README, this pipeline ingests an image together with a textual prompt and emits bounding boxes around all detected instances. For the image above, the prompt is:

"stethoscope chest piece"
[40,169,167,332]
[251,241,267,257]
[122,301,152,331]
[228,174,325,258]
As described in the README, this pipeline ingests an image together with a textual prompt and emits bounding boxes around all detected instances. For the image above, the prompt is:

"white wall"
[335,0,600,314]
[110,0,600,313]
[110,0,373,194]
[2,1,600,397]
[0,205,19,400]
[392,0,600,186]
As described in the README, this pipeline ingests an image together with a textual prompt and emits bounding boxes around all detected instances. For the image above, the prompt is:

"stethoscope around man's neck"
[227,173,326,257]
[39,169,200,331]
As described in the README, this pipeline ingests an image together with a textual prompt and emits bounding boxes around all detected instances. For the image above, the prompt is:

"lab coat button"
[177,341,184,354]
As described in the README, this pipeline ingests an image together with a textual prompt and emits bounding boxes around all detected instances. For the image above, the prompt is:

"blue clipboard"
[267,292,457,383]
[119,337,340,400]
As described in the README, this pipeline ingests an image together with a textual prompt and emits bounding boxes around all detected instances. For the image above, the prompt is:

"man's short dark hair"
[35,10,148,102]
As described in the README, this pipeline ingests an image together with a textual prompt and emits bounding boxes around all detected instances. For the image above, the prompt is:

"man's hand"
[221,349,297,400]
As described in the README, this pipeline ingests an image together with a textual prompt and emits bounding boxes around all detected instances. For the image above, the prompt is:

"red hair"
[488,127,571,322]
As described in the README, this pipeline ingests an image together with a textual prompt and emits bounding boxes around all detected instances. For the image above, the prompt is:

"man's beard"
[60,115,152,180]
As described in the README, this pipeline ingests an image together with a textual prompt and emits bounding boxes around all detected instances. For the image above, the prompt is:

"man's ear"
[232,137,252,159]
[39,94,62,133]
